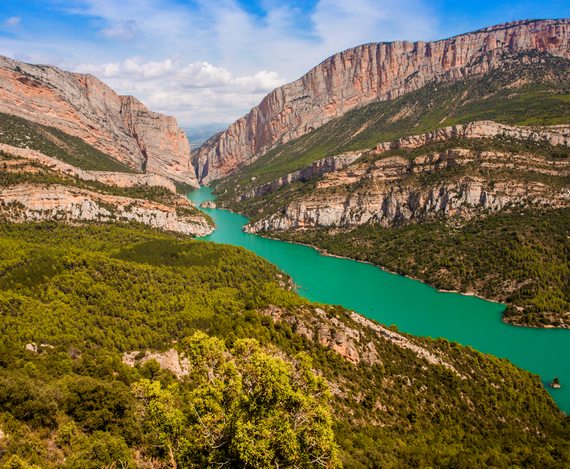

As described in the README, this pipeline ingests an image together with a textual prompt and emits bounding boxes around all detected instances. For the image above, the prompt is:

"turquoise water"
[189,187,570,412]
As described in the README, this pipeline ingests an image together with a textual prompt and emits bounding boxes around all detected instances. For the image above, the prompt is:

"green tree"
[133,332,340,468]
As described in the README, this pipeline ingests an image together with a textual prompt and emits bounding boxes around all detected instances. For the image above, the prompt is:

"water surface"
[190,187,569,412]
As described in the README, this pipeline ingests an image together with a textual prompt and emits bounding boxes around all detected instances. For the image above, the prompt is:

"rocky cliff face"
[0,183,212,236]
[246,123,570,232]
[194,19,570,183]
[0,56,198,186]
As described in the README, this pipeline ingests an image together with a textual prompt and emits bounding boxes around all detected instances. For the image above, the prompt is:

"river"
[189,186,569,412]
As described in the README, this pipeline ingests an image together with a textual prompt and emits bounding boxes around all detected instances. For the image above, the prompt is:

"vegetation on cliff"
[0,222,568,467]
[0,112,135,173]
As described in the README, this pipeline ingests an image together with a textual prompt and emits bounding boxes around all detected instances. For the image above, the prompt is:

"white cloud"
[2,0,440,124]
[75,57,286,124]
[4,16,21,28]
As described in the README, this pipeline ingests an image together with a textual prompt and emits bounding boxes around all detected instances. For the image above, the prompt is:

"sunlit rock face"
[194,19,570,183]
[0,56,198,187]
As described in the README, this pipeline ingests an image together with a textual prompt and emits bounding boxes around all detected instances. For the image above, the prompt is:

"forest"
[0,221,568,467]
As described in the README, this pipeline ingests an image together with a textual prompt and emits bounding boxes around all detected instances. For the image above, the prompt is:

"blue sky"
[0,1,568,125]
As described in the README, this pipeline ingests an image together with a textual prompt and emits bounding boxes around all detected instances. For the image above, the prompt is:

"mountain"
[194,19,570,183]
[184,123,228,149]
[211,23,570,328]
[0,55,199,187]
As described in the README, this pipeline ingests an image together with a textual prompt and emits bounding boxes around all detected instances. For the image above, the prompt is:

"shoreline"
[248,229,570,331]
[193,192,567,331]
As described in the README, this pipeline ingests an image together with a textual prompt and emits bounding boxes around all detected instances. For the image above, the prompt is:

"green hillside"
[0,112,135,173]
[0,222,568,467]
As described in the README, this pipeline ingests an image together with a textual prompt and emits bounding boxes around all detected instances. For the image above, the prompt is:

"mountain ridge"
[194,18,570,183]
[0,55,199,187]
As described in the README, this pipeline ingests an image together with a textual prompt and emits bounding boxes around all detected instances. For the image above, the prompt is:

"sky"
[0,1,568,126]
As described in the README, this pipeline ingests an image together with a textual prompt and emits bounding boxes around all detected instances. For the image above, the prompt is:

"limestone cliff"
[246,122,570,232]
[0,183,212,236]
[0,56,198,186]
[194,19,570,183]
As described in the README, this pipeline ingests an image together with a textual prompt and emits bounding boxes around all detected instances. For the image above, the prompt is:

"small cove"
[189,186,570,413]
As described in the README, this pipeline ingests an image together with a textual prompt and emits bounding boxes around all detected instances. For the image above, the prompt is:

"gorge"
[189,186,570,413]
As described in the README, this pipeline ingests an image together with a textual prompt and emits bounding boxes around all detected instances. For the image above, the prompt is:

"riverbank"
[253,230,570,330]
[189,186,570,413]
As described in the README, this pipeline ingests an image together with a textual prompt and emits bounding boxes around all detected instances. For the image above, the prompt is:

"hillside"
[0,222,568,467]
[0,55,198,186]
[0,112,213,236]
[194,19,570,183]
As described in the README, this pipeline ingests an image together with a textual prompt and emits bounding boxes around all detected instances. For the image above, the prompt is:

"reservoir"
[189,186,569,413]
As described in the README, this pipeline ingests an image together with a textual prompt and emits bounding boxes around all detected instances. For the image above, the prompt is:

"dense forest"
[0,221,568,467]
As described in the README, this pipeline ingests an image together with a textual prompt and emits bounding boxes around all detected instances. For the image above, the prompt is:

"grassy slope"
[214,52,570,200]
[0,112,135,173]
[0,222,568,467]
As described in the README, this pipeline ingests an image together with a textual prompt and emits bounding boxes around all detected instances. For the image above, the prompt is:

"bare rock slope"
[194,19,570,183]
[0,56,198,186]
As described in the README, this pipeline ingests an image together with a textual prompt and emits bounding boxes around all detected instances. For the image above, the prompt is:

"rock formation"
[194,19,570,183]
[0,183,212,236]
[0,55,198,186]
[246,122,570,232]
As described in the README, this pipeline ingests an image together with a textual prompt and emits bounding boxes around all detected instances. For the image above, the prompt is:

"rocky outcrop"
[0,56,198,186]
[247,138,570,232]
[238,152,362,201]
[194,19,570,183]
[122,349,190,379]
[0,144,177,192]
[0,183,213,236]
[260,305,460,375]
[375,121,570,153]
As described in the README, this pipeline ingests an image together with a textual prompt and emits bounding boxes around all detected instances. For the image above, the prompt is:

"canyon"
[194,19,570,183]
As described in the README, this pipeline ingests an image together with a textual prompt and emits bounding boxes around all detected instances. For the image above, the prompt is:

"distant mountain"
[184,123,228,149]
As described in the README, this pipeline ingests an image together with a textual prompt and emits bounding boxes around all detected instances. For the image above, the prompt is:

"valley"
[0,15,568,468]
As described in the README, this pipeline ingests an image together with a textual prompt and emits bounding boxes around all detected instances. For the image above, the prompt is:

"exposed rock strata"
[238,152,362,201]
[247,143,569,232]
[0,144,177,192]
[375,121,570,153]
[195,19,570,183]
[0,183,212,236]
[0,55,198,186]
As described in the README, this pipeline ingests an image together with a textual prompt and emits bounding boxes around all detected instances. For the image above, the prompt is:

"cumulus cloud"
[3,0,440,124]
[75,57,286,124]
